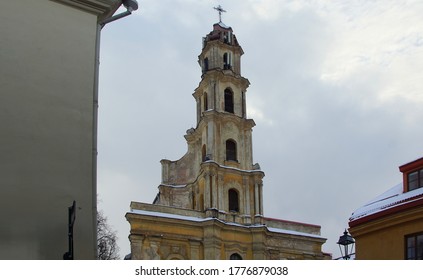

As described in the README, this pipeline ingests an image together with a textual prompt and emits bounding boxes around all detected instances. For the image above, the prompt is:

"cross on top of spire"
[213,5,226,23]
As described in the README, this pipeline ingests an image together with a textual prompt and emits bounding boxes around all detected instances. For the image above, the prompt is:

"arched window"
[228,189,239,212]
[226,139,237,161]
[230,253,242,260]
[224,88,234,113]
[203,92,208,111]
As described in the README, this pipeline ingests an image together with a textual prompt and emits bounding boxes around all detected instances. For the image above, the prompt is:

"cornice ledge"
[52,0,121,18]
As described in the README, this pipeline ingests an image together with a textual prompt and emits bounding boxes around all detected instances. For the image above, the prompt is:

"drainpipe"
[92,0,139,259]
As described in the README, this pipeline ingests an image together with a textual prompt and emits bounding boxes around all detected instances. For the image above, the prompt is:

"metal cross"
[214,5,226,22]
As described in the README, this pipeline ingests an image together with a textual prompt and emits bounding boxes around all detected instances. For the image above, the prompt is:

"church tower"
[158,16,264,227]
[126,9,329,260]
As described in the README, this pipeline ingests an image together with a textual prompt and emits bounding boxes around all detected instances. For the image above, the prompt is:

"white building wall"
[0,0,117,259]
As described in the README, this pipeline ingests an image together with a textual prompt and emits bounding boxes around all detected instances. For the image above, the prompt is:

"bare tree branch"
[97,211,120,260]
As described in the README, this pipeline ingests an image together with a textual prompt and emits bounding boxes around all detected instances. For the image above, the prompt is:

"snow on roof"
[130,209,322,239]
[350,183,423,221]
[131,209,212,222]
[266,226,323,239]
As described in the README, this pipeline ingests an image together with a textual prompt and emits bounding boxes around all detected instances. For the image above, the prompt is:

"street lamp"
[337,229,355,260]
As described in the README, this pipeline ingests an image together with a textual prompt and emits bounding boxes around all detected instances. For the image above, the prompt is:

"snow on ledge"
[129,209,323,239]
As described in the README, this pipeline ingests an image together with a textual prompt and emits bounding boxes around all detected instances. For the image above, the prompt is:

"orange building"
[349,157,423,259]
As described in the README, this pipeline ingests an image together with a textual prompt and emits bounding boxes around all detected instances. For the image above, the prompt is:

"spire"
[213,5,226,23]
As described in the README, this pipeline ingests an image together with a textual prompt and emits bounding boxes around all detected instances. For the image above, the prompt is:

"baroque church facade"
[126,18,329,260]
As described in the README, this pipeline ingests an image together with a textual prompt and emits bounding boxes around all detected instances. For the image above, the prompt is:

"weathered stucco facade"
[126,20,330,260]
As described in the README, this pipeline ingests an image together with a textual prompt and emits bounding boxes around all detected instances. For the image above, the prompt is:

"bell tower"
[194,21,253,167]
[157,13,264,225]
[126,8,329,260]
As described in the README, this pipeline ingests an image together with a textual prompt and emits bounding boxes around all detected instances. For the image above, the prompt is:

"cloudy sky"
[97,0,423,259]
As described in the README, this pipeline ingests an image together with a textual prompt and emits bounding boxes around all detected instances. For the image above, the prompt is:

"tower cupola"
[199,22,243,75]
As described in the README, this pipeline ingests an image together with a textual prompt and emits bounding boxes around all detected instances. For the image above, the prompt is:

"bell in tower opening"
[126,8,330,260]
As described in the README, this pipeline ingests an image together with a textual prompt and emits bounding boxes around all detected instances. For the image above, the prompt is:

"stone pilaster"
[129,235,144,260]
[189,240,202,260]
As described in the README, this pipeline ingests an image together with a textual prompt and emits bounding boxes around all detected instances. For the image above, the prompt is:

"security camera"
[123,0,139,12]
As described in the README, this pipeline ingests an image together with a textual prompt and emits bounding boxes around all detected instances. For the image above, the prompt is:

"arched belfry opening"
[224,88,234,113]
[230,253,242,260]
[228,188,239,212]
[225,139,237,161]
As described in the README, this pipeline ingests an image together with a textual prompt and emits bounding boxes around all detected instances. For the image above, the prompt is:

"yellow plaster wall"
[351,207,423,259]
